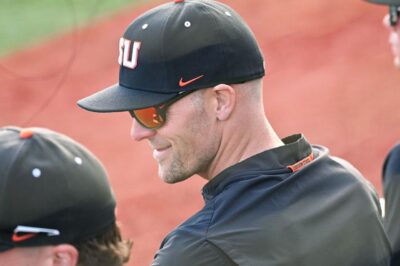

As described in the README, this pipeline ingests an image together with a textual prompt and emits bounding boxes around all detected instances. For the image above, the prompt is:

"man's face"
[131,89,220,183]
[0,246,53,266]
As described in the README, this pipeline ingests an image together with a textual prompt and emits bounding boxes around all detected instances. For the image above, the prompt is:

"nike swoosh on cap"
[179,75,204,87]
[12,233,36,242]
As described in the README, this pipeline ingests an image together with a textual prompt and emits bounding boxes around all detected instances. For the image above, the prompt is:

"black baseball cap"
[77,0,265,112]
[365,0,400,5]
[0,126,116,252]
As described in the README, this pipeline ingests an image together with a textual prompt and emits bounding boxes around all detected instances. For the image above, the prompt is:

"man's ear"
[212,84,236,121]
[52,244,78,266]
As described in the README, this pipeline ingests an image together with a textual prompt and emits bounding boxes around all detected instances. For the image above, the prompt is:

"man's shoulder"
[311,146,370,184]
[310,148,379,198]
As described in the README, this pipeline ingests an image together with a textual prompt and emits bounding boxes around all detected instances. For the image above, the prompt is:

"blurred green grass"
[0,0,154,57]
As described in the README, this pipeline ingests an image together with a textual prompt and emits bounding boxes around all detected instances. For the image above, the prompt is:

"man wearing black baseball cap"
[366,0,400,265]
[0,126,132,266]
[79,0,391,265]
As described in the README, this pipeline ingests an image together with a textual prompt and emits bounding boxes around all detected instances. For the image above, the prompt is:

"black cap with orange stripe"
[78,0,265,112]
[0,126,116,251]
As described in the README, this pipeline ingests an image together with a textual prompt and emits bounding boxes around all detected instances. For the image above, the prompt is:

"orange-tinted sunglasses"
[129,90,196,129]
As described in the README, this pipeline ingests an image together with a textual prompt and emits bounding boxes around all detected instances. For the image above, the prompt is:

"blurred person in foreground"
[78,0,391,265]
[366,0,400,68]
[382,143,400,265]
[0,126,132,266]
[365,1,400,265]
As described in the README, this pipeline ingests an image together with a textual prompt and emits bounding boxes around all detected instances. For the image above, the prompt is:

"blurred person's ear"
[53,244,78,266]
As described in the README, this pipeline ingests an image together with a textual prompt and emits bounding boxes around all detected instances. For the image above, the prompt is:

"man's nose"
[130,119,156,141]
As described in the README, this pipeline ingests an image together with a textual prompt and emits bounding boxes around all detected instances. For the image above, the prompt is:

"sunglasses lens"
[133,107,164,129]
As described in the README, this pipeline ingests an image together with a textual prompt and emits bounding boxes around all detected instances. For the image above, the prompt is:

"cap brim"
[77,83,177,112]
[0,243,13,253]
[365,0,400,5]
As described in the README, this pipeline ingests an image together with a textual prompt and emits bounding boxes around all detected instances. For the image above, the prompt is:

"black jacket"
[152,134,391,266]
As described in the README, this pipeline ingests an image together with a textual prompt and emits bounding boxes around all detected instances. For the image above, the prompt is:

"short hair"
[75,223,132,266]
[234,78,263,101]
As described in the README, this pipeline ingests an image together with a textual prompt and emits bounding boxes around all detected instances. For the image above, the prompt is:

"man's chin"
[159,169,191,184]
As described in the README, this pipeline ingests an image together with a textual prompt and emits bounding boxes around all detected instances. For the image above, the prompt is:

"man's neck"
[200,120,283,181]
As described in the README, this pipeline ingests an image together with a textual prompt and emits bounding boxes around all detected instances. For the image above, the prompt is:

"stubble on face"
[157,91,219,184]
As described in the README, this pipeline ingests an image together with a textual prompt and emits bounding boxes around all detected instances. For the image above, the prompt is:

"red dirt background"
[1,0,400,264]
